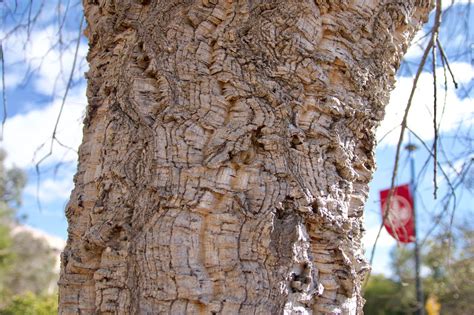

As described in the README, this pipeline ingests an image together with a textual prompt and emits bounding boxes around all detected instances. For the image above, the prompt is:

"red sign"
[380,184,415,243]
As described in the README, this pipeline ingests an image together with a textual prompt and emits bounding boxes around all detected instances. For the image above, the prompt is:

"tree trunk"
[59,1,430,314]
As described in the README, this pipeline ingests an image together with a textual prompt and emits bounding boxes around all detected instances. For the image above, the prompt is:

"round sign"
[382,195,413,228]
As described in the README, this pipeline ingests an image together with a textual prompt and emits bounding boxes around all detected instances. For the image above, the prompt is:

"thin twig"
[26,0,33,39]
[432,33,438,199]
[407,128,457,211]
[406,127,459,247]
[35,14,84,210]
[437,38,458,89]
[377,125,401,144]
[439,43,448,131]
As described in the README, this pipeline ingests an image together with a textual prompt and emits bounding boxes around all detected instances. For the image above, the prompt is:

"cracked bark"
[59,0,431,314]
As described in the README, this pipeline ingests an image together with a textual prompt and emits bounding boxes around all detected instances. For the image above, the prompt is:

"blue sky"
[1,0,473,277]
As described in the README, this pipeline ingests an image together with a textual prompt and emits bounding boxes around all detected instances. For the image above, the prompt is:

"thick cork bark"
[59,0,430,314]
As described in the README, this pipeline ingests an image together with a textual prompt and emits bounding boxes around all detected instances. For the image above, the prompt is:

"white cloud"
[436,153,474,186]
[24,171,75,203]
[363,224,397,252]
[4,70,24,89]
[11,224,66,251]
[2,25,88,96]
[363,224,397,275]
[403,28,428,60]
[2,85,86,169]
[378,62,473,145]
[442,0,472,9]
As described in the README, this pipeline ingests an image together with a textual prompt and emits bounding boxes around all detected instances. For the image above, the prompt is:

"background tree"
[0,292,58,315]
[365,222,474,314]
[0,150,58,313]
[0,149,27,303]
[3,230,59,297]
[363,274,410,315]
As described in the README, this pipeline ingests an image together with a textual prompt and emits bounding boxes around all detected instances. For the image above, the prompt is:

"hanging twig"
[407,128,458,244]
[437,38,458,89]
[432,33,439,199]
[438,41,449,132]
[377,125,402,144]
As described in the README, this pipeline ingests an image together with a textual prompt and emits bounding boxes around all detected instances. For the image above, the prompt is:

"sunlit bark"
[59,1,430,313]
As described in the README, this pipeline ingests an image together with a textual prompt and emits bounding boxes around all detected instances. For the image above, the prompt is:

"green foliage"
[0,224,13,270]
[1,231,58,297]
[363,274,413,314]
[0,150,28,305]
[0,150,58,313]
[366,223,474,314]
[0,292,57,315]
[0,224,14,295]
[0,150,27,213]
[422,226,474,315]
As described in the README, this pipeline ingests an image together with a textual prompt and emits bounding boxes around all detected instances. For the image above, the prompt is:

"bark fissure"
[60,0,430,314]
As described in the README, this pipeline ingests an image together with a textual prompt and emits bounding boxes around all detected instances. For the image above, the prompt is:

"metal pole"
[405,142,424,315]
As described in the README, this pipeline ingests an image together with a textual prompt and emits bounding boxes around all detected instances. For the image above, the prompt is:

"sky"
[1,0,473,277]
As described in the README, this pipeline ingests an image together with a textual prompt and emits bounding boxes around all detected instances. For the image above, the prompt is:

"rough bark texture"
[59,1,430,314]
